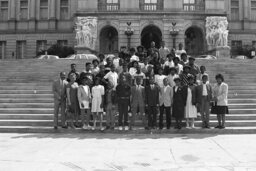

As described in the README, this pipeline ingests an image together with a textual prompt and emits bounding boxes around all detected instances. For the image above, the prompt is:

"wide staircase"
[0,59,256,133]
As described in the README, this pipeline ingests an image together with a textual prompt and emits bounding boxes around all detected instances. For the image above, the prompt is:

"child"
[130,78,146,130]
[77,77,92,130]
[145,77,159,129]
[184,75,197,128]
[66,73,79,129]
[172,77,187,129]
[196,74,213,128]
[197,65,209,85]
[105,82,116,130]
[91,77,105,131]
[159,78,173,129]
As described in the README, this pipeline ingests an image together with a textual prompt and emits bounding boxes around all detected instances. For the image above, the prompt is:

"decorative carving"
[75,17,98,50]
[206,17,229,47]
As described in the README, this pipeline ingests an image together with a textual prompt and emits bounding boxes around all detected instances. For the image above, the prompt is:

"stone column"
[28,0,36,31]
[49,0,57,30]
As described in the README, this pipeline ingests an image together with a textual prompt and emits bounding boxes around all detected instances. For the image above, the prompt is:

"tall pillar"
[28,0,36,31]
[8,0,16,31]
[49,0,57,30]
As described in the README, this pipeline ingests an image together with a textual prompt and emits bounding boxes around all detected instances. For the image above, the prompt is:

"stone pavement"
[0,133,256,171]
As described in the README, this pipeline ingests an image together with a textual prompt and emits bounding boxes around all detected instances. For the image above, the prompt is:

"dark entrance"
[99,26,118,54]
[141,25,162,50]
[185,26,204,56]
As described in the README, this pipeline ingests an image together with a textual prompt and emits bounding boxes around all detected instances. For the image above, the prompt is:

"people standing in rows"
[130,78,146,130]
[196,74,212,128]
[159,78,173,130]
[116,76,131,131]
[77,77,91,129]
[172,77,187,129]
[91,77,105,131]
[53,72,68,129]
[184,75,197,128]
[212,74,229,129]
[145,78,159,130]
[66,73,80,129]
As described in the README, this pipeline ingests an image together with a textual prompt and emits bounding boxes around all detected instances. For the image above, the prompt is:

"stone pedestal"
[74,46,95,54]
[209,46,231,59]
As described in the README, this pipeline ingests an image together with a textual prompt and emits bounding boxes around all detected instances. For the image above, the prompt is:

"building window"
[36,40,47,54]
[251,0,256,20]
[231,0,239,20]
[60,0,69,20]
[183,0,205,11]
[57,40,68,46]
[40,0,48,20]
[98,0,119,11]
[16,41,26,59]
[0,41,6,59]
[140,0,163,11]
[0,0,8,21]
[20,0,28,20]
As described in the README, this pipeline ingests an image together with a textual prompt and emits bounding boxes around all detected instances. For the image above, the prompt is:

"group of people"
[53,41,229,131]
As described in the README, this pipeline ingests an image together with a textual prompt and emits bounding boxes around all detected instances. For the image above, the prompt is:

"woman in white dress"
[91,78,105,131]
[184,75,197,128]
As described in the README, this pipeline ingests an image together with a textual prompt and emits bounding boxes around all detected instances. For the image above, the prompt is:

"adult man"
[52,72,68,129]
[103,64,119,91]
[159,41,170,63]
[67,63,80,83]
[116,76,131,131]
[159,78,173,129]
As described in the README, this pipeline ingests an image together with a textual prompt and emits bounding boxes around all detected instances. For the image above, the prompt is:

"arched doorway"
[185,26,204,56]
[141,25,162,50]
[100,26,118,54]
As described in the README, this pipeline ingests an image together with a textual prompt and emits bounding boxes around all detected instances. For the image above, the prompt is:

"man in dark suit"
[130,78,146,130]
[52,72,68,129]
[145,77,159,129]
[196,74,213,128]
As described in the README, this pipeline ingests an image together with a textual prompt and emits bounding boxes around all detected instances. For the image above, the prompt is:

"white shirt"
[130,55,139,62]
[155,74,166,88]
[104,71,118,90]
[176,49,187,58]
[174,64,183,74]
[129,67,137,76]
[202,83,208,96]
[113,58,120,68]
[163,61,174,68]
[167,74,177,87]
[159,47,170,61]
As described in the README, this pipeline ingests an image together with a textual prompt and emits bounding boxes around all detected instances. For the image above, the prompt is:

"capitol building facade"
[0,0,255,59]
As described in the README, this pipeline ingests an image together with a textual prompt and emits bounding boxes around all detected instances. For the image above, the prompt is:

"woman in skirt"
[212,74,229,129]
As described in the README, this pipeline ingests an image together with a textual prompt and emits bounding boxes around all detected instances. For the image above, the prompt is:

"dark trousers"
[148,106,157,128]
[159,105,171,129]
[118,99,129,126]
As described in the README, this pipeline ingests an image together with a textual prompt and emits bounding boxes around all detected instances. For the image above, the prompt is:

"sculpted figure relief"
[75,17,98,50]
[206,17,229,47]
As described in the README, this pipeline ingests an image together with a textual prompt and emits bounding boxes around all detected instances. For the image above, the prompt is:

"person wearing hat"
[187,56,200,83]
[180,65,191,86]
[159,41,170,63]
[172,76,187,129]
[173,57,183,75]
[167,67,178,87]
[184,74,197,128]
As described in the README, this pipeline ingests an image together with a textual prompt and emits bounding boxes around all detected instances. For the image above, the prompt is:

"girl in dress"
[184,75,197,128]
[66,73,80,129]
[172,77,187,129]
[77,77,92,130]
[91,77,105,131]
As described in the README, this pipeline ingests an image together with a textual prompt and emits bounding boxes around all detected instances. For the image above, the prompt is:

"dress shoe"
[215,125,221,129]
[54,126,58,130]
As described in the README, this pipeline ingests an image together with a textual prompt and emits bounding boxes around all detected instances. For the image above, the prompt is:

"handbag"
[210,101,218,114]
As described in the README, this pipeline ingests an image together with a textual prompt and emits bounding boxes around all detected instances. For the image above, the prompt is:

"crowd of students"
[53,41,229,131]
